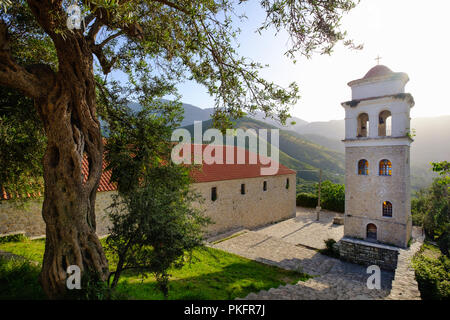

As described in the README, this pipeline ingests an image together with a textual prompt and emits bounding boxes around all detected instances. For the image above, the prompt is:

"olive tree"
[0,0,359,298]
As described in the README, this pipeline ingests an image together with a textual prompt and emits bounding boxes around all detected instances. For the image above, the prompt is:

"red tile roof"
[1,144,295,200]
[1,188,42,200]
[81,153,117,192]
[187,144,295,183]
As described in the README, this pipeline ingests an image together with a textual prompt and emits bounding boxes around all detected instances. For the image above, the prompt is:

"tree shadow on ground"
[114,260,309,300]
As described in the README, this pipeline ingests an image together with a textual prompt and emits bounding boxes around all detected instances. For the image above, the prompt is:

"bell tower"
[341,65,414,248]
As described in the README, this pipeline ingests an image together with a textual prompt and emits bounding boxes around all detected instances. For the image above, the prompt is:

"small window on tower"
[379,159,392,176]
[383,201,392,217]
[263,181,267,191]
[286,178,290,189]
[241,184,245,195]
[211,187,217,201]
[358,159,369,175]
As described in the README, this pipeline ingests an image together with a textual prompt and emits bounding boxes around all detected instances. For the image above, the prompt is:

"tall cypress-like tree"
[0,0,359,298]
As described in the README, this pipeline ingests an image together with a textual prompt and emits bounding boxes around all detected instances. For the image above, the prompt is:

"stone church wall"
[192,173,297,236]
[0,173,296,238]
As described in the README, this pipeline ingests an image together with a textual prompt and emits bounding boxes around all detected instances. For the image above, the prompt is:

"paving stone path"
[386,231,424,300]
[211,230,394,300]
[255,208,343,250]
[209,208,423,300]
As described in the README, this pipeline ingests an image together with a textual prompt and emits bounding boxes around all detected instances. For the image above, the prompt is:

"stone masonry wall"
[1,173,296,238]
[0,199,46,237]
[338,237,399,271]
[345,145,411,248]
[0,191,114,237]
[192,173,297,236]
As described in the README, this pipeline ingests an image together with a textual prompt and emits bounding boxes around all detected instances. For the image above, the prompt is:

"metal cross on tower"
[375,55,382,65]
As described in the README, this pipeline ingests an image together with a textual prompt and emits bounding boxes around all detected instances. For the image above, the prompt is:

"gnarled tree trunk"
[35,38,109,299]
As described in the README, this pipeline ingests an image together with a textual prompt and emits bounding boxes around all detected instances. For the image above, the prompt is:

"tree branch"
[87,18,103,42]
[151,0,190,14]
[98,31,124,48]
[0,21,49,99]
[92,44,117,75]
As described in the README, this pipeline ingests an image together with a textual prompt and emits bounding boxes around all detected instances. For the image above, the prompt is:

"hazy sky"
[175,0,450,122]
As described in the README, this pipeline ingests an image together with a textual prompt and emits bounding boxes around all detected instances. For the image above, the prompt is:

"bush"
[325,238,337,250]
[411,177,449,239]
[0,232,27,244]
[319,238,340,258]
[411,194,426,226]
[296,180,345,213]
[438,231,450,257]
[296,193,317,208]
[0,258,44,299]
[320,181,345,213]
[64,269,112,300]
[412,252,450,300]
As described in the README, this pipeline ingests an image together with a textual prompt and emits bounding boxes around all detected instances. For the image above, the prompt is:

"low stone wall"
[0,191,114,237]
[338,237,399,271]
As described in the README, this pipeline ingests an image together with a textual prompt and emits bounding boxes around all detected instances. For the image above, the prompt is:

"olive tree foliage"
[103,100,211,297]
[0,87,45,201]
[0,3,57,200]
[0,0,359,298]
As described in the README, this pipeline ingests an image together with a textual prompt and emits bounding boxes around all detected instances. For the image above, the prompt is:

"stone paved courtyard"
[255,207,344,249]
[208,206,422,300]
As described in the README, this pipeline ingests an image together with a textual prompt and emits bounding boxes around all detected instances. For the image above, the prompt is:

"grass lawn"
[0,238,309,300]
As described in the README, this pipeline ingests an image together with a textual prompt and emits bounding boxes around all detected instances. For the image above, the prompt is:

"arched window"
[358,159,369,175]
[379,159,392,176]
[378,110,392,137]
[367,223,377,241]
[383,201,392,217]
[357,113,369,137]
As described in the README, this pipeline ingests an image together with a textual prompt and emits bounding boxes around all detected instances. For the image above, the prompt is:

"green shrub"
[0,232,27,244]
[438,231,450,257]
[412,246,450,300]
[0,258,44,299]
[296,193,317,208]
[296,181,345,213]
[325,238,336,250]
[411,195,425,226]
[320,181,345,213]
[411,178,448,238]
[64,269,112,300]
[319,238,340,258]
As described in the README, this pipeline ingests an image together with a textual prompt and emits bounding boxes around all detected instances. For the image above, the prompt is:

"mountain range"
[128,101,449,191]
[182,117,345,184]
